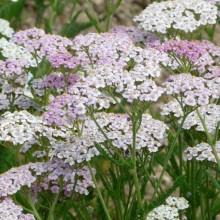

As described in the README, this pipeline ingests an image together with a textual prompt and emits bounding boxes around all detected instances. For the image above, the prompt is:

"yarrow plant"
[0,0,220,219]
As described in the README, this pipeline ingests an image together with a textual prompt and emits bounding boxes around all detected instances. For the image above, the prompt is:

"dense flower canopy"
[0,0,219,218]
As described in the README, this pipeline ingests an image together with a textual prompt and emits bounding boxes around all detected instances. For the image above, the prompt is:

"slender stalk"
[196,109,220,169]
[90,112,127,162]
[27,194,42,220]
[106,0,112,31]
[106,0,122,31]
[48,183,62,220]
[106,89,131,117]
[152,115,187,199]
[206,174,211,220]
[178,134,183,204]
[200,192,206,220]
[191,160,196,220]
[131,119,143,211]
[88,162,112,220]
[115,166,123,220]
[49,0,58,32]
[124,182,134,217]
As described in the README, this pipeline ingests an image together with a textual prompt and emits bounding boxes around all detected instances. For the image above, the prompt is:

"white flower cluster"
[0,38,37,67]
[183,104,220,133]
[30,159,95,196]
[134,0,218,34]
[0,91,41,112]
[72,32,168,71]
[162,100,220,133]
[0,198,35,220]
[75,63,164,103]
[161,99,184,118]
[0,19,14,38]
[72,32,133,67]
[50,113,168,165]
[0,110,68,154]
[0,159,95,198]
[0,94,10,111]
[45,53,166,126]
[184,142,220,162]
[146,196,189,220]
[11,28,73,58]
[195,41,220,76]
[0,164,36,197]
[110,26,161,46]
[163,74,216,106]
[207,77,220,99]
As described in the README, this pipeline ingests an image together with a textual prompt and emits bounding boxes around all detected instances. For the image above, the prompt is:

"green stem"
[47,189,61,220]
[152,115,187,199]
[88,162,112,220]
[107,89,131,116]
[196,109,220,169]
[106,0,112,31]
[206,174,211,220]
[179,135,183,198]
[200,192,206,220]
[27,194,42,220]
[131,119,143,212]
[106,0,122,31]
[124,182,134,217]
[90,112,127,162]
[191,160,196,220]
[49,0,58,32]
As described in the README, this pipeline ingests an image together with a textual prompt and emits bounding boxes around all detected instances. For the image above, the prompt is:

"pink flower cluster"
[157,40,220,77]
[158,40,206,63]
[0,159,94,198]
[0,198,35,220]
[49,113,168,165]
[163,74,214,106]
[11,28,72,58]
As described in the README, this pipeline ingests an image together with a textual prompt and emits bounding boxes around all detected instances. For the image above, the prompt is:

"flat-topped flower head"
[0,159,94,198]
[72,32,133,67]
[163,74,214,107]
[183,104,220,133]
[43,83,113,126]
[48,53,80,69]
[184,142,220,163]
[0,58,30,77]
[162,102,220,134]
[110,26,161,47]
[146,196,189,220]
[0,164,36,197]
[44,58,165,126]
[72,32,168,68]
[11,28,73,58]
[30,159,95,196]
[0,19,14,38]
[40,72,78,90]
[158,40,206,64]
[0,198,35,220]
[161,99,184,118]
[11,28,45,44]
[0,38,37,67]
[158,40,220,76]
[134,0,218,36]
[49,112,168,165]
[0,110,68,153]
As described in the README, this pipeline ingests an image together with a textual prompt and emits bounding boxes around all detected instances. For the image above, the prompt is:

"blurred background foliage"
[0,0,154,37]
